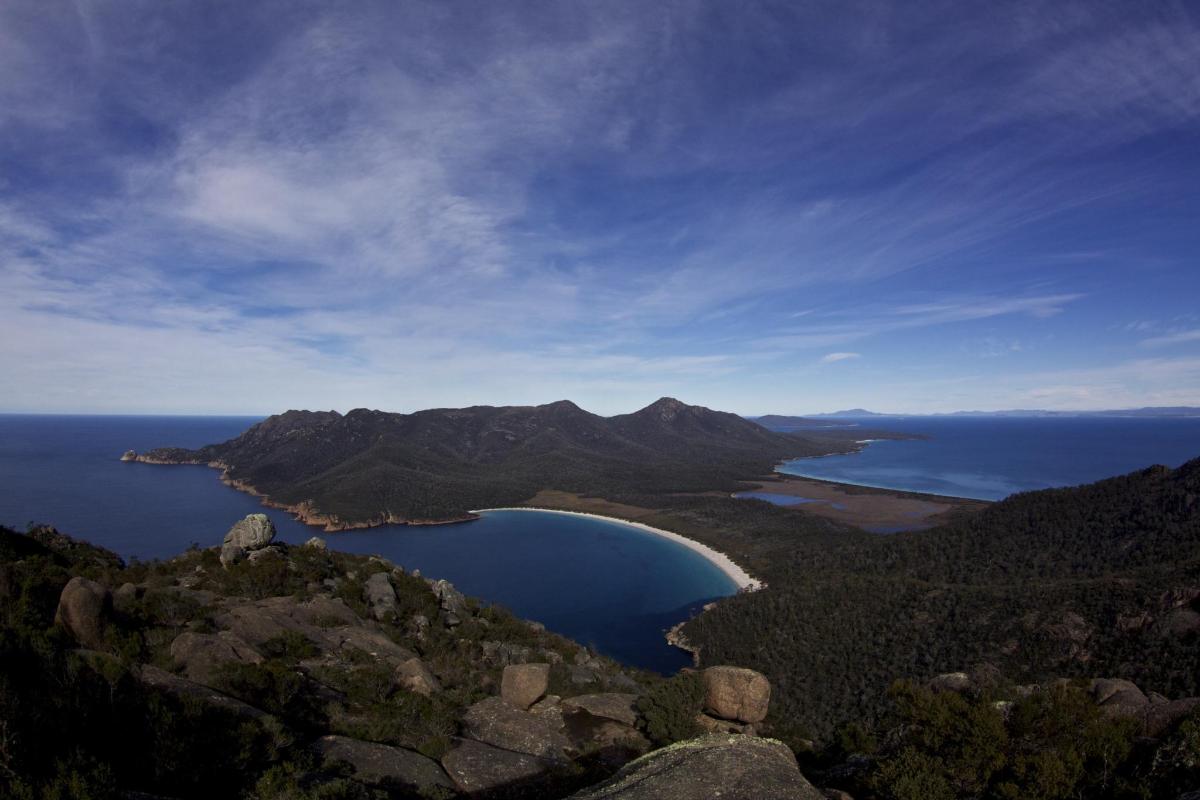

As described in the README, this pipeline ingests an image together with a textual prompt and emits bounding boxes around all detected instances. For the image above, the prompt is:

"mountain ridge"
[132,398,873,530]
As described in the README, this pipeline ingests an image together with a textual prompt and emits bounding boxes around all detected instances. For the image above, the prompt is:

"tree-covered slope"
[136,398,873,526]
[682,458,1200,739]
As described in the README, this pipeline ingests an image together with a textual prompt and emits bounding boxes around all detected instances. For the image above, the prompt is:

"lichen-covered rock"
[395,657,441,696]
[54,576,112,649]
[703,666,772,724]
[365,572,398,621]
[441,737,553,794]
[461,696,571,760]
[568,735,824,799]
[223,513,276,550]
[502,663,551,709]
[312,735,454,792]
[432,579,467,616]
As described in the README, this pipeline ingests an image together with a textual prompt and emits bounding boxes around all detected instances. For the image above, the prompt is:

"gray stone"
[570,665,600,685]
[562,693,639,727]
[54,576,112,650]
[223,513,276,550]
[169,631,263,684]
[441,738,552,795]
[1144,697,1200,737]
[928,672,973,693]
[703,666,772,724]
[1091,678,1143,705]
[113,582,142,613]
[568,734,824,800]
[312,735,454,792]
[395,657,441,696]
[246,545,283,564]
[365,572,398,621]
[461,696,571,760]
[303,536,328,550]
[502,663,551,709]
[137,665,270,721]
[219,543,247,567]
[432,579,467,616]
[482,640,533,666]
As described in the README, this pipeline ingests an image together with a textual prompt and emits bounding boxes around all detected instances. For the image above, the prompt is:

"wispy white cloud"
[820,352,860,364]
[1141,329,1200,348]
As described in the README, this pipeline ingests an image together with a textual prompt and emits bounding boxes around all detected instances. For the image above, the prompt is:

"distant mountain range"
[770,406,1200,419]
[134,398,875,529]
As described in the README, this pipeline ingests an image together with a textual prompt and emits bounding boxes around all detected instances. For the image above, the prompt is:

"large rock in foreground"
[221,514,276,566]
[703,666,772,724]
[461,696,571,760]
[441,737,554,795]
[568,734,824,800]
[502,663,551,709]
[54,576,112,649]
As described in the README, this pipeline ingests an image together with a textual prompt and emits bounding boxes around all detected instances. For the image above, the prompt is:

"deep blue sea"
[779,416,1200,501]
[0,415,736,673]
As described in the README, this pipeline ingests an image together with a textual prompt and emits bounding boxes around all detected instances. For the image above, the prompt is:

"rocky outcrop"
[502,663,550,709]
[311,735,454,793]
[54,576,112,650]
[441,737,554,795]
[364,572,398,621]
[432,578,468,626]
[568,735,825,800]
[562,693,639,727]
[169,631,263,683]
[303,536,327,550]
[119,449,137,461]
[461,696,572,761]
[220,514,276,566]
[703,666,771,724]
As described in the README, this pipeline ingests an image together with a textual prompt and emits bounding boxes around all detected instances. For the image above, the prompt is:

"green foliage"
[859,682,1150,800]
[260,630,320,664]
[635,671,704,746]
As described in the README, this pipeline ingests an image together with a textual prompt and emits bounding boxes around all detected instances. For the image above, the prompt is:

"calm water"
[733,491,846,510]
[0,415,736,673]
[779,416,1200,501]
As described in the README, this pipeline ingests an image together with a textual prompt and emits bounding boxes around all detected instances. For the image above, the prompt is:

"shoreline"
[469,506,763,593]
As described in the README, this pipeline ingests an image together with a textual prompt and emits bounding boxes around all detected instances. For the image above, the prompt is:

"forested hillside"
[680,459,1200,739]
[134,399,889,527]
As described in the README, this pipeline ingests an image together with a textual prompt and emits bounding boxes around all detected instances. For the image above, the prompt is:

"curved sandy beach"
[469,506,763,592]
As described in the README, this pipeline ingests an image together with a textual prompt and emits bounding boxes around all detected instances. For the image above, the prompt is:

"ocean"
[0,414,735,673]
[778,415,1200,500]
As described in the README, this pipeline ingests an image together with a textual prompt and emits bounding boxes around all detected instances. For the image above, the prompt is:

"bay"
[779,416,1200,501]
[0,414,736,672]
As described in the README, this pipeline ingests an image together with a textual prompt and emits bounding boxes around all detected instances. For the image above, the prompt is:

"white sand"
[469,506,763,592]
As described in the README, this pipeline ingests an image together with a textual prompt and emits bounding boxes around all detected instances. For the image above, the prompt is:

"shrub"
[636,671,704,746]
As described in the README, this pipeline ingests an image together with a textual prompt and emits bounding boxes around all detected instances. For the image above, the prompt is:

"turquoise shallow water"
[777,416,1200,501]
[0,415,736,672]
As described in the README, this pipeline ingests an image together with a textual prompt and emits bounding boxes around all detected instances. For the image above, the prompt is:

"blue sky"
[2,1,1199,415]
